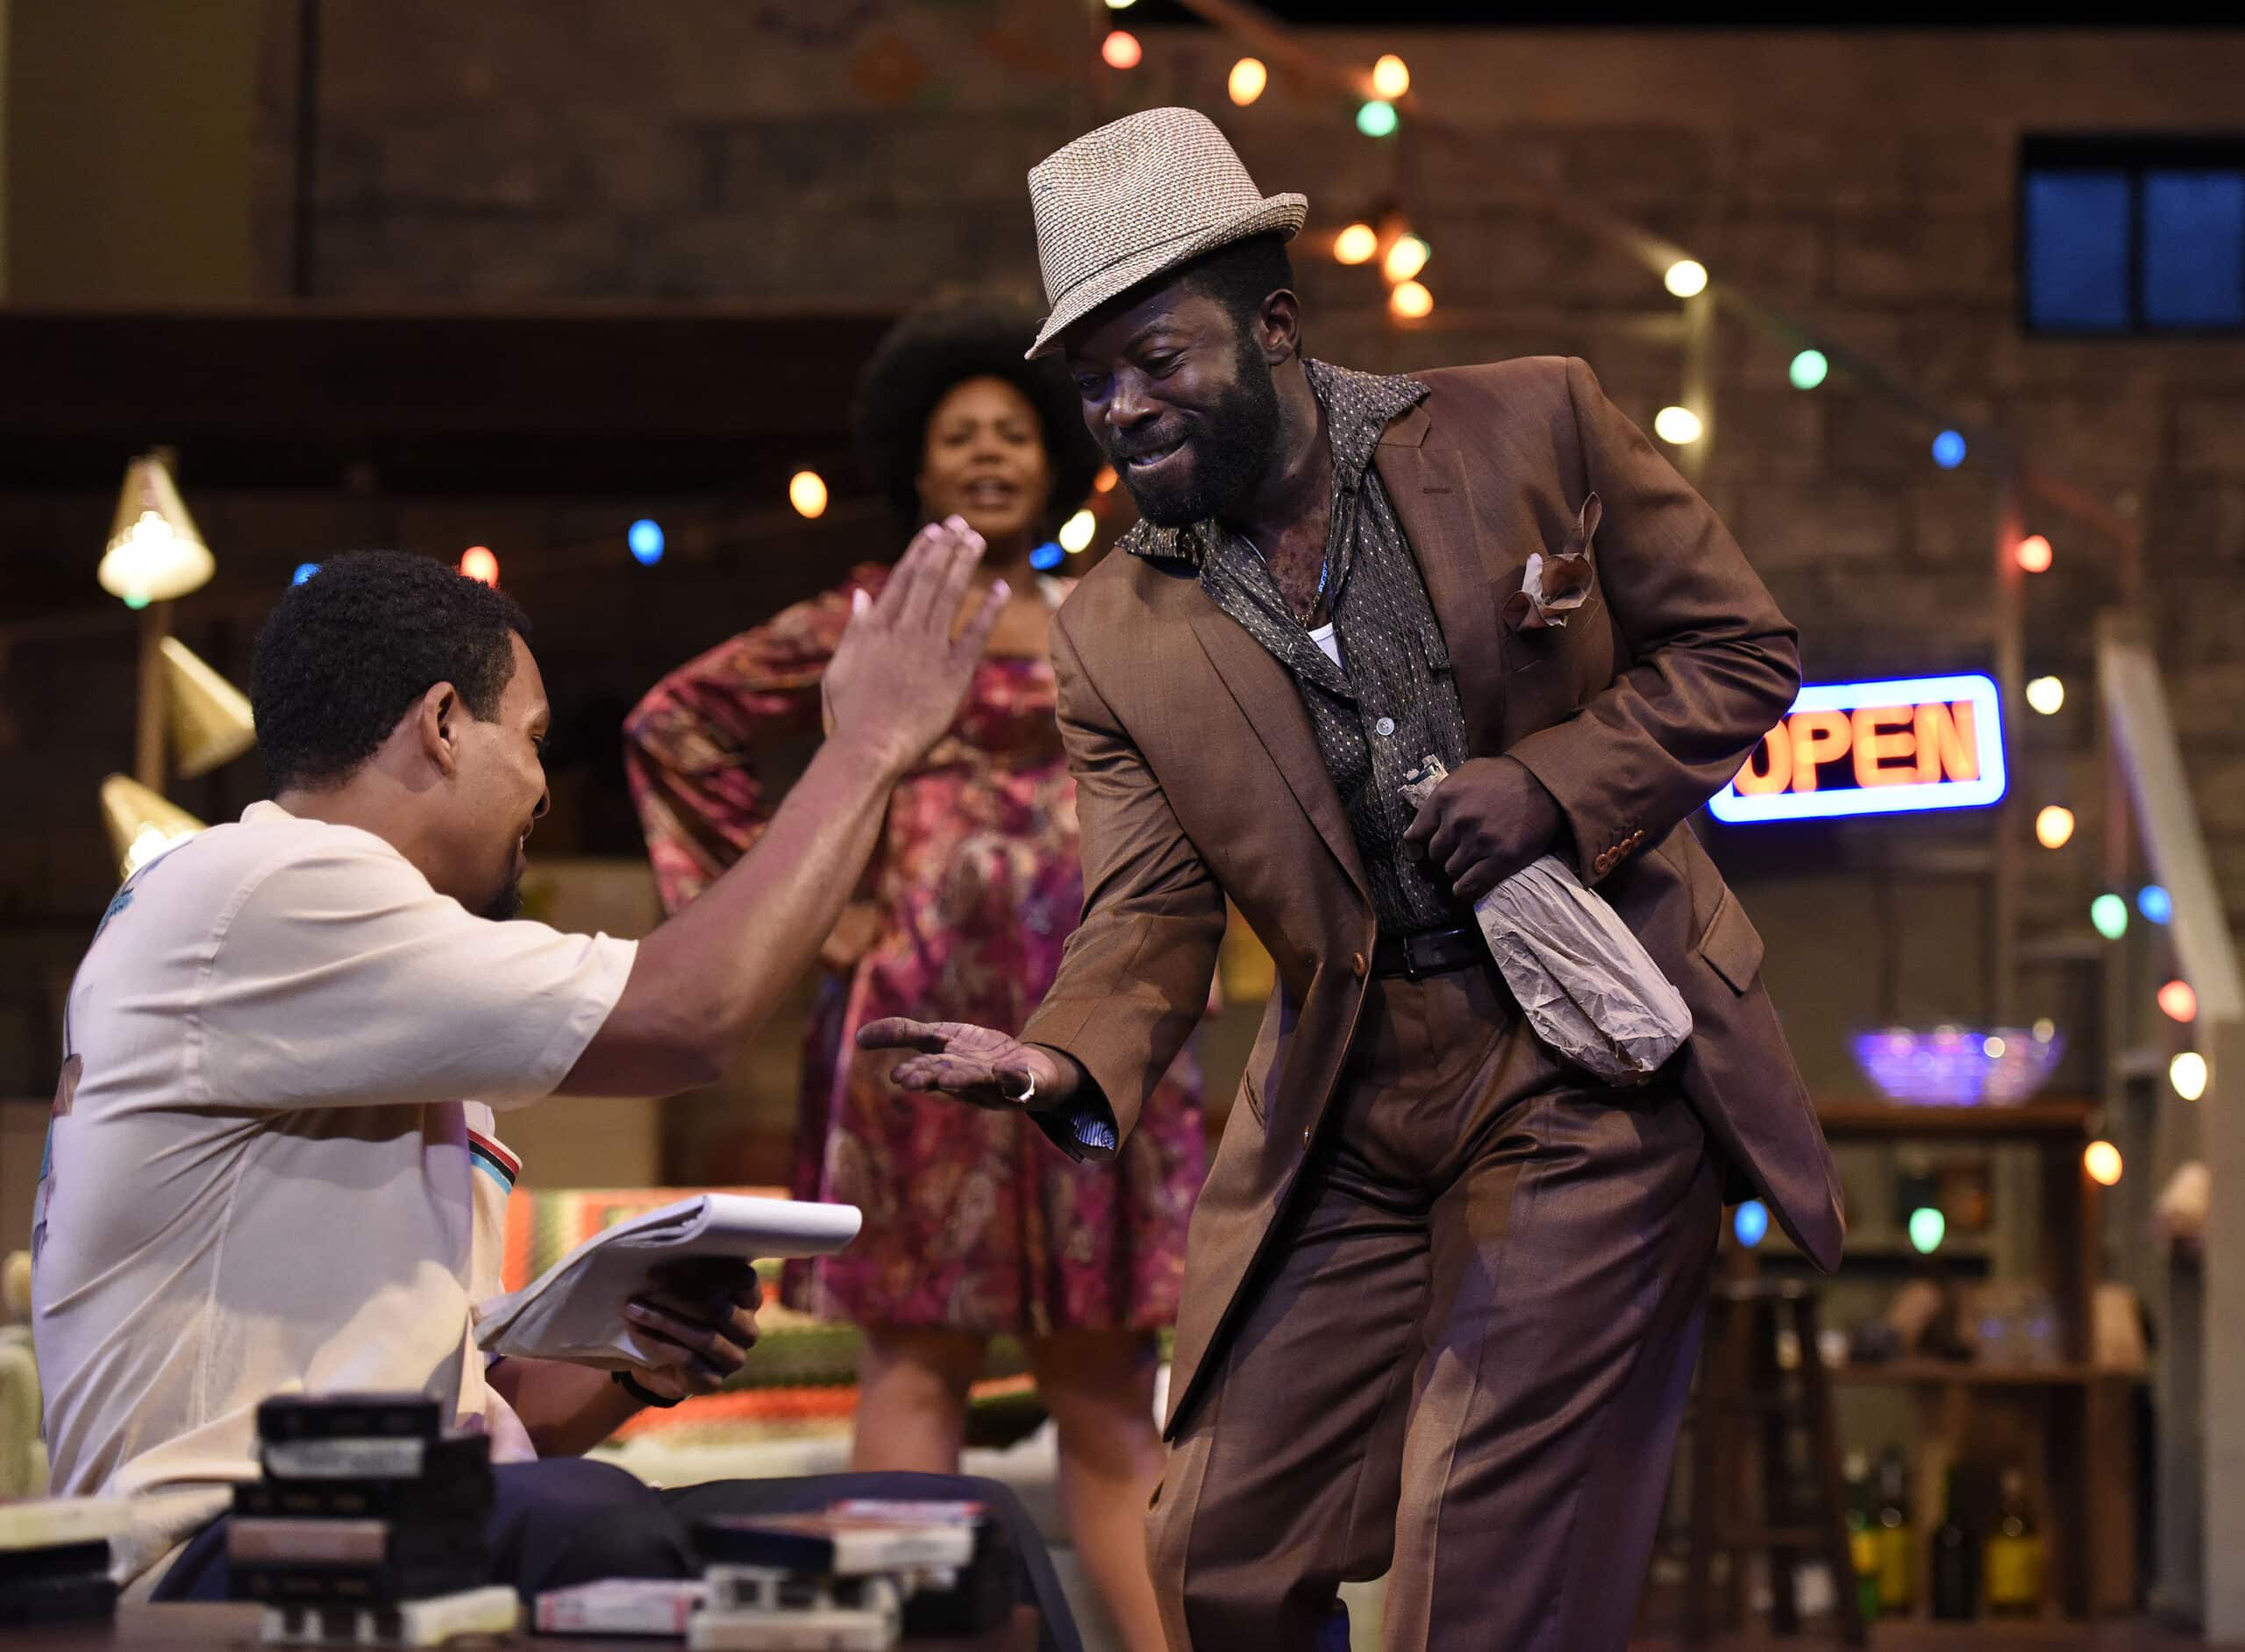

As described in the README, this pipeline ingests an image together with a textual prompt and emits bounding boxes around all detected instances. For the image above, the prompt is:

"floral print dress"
[624,566,1205,1334]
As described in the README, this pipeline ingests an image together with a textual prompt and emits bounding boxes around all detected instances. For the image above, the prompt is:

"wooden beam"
[0,308,898,493]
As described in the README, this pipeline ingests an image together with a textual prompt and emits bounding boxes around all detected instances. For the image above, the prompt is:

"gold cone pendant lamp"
[100,774,207,877]
[99,453,215,606]
[159,637,255,778]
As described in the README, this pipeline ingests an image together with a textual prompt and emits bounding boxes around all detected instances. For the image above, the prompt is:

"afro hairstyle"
[851,298,1101,539]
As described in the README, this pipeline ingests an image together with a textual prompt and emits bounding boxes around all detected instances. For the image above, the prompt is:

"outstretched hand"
[855,1018,1079,1112]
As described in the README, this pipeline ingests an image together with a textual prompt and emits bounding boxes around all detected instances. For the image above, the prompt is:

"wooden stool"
[1684,1278,1866,1647]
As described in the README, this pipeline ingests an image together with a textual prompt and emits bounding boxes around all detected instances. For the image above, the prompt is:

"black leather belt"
[1371,925,1486,980]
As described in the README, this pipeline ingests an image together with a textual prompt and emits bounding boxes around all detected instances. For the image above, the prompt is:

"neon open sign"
[1708,673,2006,823]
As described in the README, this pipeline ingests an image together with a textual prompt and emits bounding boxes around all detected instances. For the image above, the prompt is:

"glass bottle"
[1875,1445,1916,1614]
[1843,1450,1882,1623]
[1984,1467,2045,1619]
[1929,1463,1978,1620]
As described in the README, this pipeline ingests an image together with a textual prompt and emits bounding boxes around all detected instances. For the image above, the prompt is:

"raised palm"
[854,1017,1069,1109]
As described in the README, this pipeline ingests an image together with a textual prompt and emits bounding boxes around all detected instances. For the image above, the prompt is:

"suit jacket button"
[1351,951,1367,978]
[1301,1127,1314,1148]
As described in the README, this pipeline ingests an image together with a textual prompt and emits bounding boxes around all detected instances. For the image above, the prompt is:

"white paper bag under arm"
[1400,758,1693,1083]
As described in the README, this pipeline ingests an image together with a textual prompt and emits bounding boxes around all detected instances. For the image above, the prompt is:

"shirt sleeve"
[190,839,638,1112]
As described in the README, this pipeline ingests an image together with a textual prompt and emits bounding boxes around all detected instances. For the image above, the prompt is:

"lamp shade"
[98,454,214,604]
[160,637,256,779]
[100,774,206,877]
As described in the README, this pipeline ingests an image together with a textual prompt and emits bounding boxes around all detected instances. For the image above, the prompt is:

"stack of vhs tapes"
[231,1392,517,1647]
[682,1502,1007,1650]
[0,1497,126,1627]
[530,1500,1019,1647]
[827,1500,1011,1640]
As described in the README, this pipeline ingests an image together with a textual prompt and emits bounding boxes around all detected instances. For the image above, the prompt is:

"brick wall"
[259,11,2245,822]
[7,8,2245,1116]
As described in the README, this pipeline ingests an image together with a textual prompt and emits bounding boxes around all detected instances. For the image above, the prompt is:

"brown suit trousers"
[1144,965,1719,1650]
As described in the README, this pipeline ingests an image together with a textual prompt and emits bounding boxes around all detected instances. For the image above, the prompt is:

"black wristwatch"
[612,1369,682,1408]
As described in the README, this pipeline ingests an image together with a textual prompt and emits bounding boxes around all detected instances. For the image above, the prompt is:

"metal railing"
[2100,615,2245,1639]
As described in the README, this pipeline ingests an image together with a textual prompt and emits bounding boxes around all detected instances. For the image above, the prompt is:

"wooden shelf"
[1829,1237,1995,1260]
[1815,1098,2094,1141]
[1830,1359,2118,1387]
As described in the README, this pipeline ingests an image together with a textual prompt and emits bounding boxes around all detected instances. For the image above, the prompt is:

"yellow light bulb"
[1664,260,1709,298]
[1370,53,1410,100]
[789,470,829,519]
[1058,509,1097,555]
[2035,805,2076,850]
[1653,406,1703,445]
[2026,676,2065,716]
[1388,280,1433,321]
[1334,223,1379,266]
[2084,1140,2123,1186]
[1228,57,1267,106]
[2171,1051,2209,1101]
[1383,234,1430,283]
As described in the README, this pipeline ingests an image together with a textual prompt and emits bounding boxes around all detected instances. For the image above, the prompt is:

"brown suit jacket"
[1021,354,1844,1439]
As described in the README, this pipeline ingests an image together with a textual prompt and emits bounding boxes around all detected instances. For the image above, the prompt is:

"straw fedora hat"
[1025,107,1307,359]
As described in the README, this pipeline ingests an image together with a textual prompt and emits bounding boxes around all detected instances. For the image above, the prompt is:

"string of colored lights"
[1086,0,2206,1136]
[1083,3,2233,1173]
[1118,0,2149,630]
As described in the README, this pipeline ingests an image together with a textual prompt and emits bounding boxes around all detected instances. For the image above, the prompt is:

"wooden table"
[10,1602,1039,1652]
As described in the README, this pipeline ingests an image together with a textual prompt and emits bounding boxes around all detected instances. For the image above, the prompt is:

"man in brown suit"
[863,109,1842,1651]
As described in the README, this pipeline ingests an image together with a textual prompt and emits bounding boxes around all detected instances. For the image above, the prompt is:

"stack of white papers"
[474,1193,861,1368]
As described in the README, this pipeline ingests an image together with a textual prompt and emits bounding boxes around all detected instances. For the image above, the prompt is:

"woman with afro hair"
[624,300,1201,1651]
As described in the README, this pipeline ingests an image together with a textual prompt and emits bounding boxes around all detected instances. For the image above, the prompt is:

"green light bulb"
[1356,100,1399,139]
[2090,894,2129,941]
[1908,1206,1946,1255]
[1789,349,1829,390]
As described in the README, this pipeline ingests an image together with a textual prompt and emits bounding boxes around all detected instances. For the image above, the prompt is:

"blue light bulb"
[2139,885,2173,924]
[1733,1199,1770,1249]
[292,563,320,585]
[1932,430,1968,470]
[1030,542,1065,572]
[628,519,665,566]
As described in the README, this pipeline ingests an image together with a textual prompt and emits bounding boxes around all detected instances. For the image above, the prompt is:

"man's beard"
[481,878,524,922]
[1114,334,1283,529]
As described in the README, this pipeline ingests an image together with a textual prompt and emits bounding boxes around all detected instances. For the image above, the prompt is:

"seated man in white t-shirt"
[31,535,1080,1647]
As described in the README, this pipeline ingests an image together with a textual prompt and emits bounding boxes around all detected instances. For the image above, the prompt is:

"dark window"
[2020,137,2245,335]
